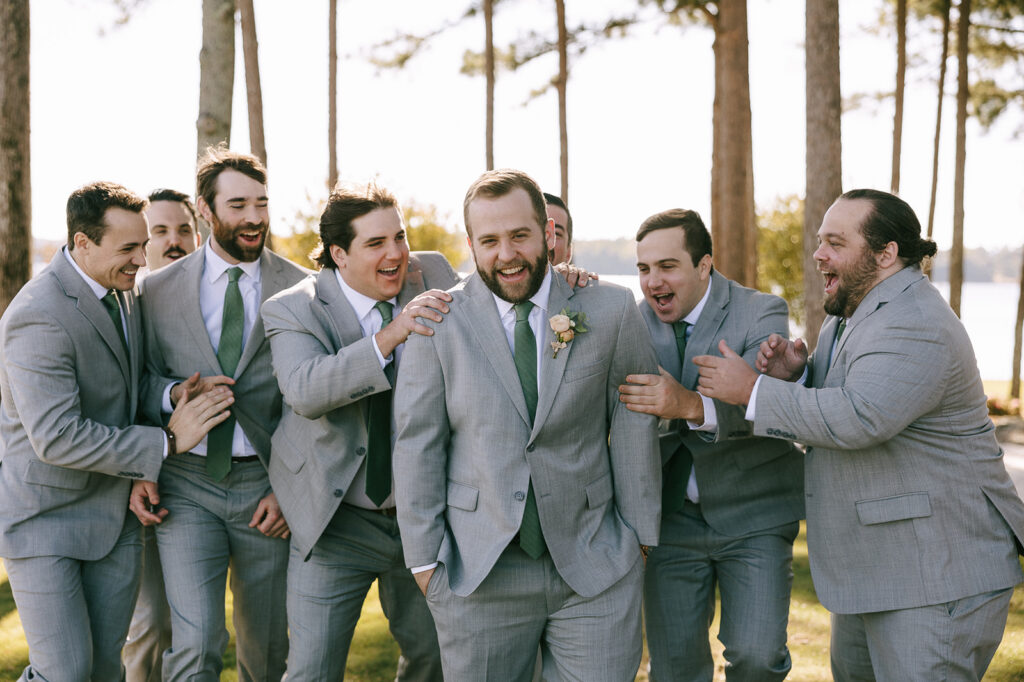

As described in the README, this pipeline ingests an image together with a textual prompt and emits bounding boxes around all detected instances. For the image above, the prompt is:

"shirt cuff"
[371,335,390,370]
[686,393,718,433]
[411,562,438,574]
[162,382,175,414]
[745,375,764,421]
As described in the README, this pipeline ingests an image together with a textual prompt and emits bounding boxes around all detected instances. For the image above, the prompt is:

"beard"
[209,212,267,263]
[823,245,879,318]
[476,244,550,304]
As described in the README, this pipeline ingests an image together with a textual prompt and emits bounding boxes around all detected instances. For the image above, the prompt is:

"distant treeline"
[573,238,1023,283]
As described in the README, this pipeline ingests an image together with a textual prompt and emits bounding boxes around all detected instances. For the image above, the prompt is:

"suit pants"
[5,515,141,682]
[425,543,644,682]
[644,501,798,682]
[124,524,171,682]
[285,503,442,682]
[830,586,1015,682]
[155,454,289,682]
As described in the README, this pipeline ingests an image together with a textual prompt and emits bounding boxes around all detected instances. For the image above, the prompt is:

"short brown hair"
[195,145,267,216]
[67,181,148,249]
[312,182,399,270]
[147,188,198,227]
[636,209,712,267]
[463,169,547,237]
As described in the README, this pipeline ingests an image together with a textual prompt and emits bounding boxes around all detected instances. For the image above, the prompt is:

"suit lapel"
[179,251,224,374]
[462,274,533,427]
[317,268,364,351]
[814,316,839,388]
[235,250,278,377]
[641,302,681,380]
[123,288,144,420]
[532,273,574,434]
[682,274,727,390]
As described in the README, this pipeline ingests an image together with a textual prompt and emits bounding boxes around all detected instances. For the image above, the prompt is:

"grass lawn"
[2,526,1023,680]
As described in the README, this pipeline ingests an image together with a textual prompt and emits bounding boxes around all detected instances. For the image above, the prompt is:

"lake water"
[601,275,1020,382]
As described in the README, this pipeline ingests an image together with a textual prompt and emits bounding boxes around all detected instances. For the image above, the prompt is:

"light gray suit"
[641,270,804,682]
[140,246,307,681]
[754,266,1024,680]
[0,250,165,681]
[394,271,661,681]
[262,253,457,681]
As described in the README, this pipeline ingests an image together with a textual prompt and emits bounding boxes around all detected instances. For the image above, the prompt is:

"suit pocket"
[855,492,932,526]
[447,480,479,511]
[564,360,606,384]
[24,458,89,490]
[585,473,613,509]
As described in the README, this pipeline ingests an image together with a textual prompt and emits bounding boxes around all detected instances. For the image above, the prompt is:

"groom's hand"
[414,567,435,596]
[375,289,453,357]
[129,480,168,526]
[694,340,758,406]
[619,367,704,421]
[250,492,290,539]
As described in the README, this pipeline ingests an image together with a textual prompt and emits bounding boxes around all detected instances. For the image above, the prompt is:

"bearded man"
[131,146,308,680]
[694,189,1024,681]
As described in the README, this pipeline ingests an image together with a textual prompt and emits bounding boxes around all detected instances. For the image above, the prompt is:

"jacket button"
[356,447,366,456]
[526,444,535,453]
[514,491,525,501]
[334,489,344,498]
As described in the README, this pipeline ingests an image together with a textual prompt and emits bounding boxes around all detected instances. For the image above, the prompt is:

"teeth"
[379,266,398,274]
[499,266,524,275]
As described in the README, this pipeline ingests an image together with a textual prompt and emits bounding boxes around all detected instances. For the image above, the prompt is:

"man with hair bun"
[695,189,1024,681]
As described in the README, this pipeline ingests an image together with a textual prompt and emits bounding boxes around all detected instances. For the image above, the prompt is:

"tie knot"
[102,290,119,311]
[673,320,690,341]
[227,267,243,284]
[514,301,534,322]
[836,318,847,342]
[374,300,394,327]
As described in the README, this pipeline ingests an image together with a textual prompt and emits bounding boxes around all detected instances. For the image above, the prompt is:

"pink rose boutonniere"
[549,308,589,358]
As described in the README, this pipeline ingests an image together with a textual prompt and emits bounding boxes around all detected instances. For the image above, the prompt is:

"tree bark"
[924,0,951,278]
[328,0,339,190]
[239,0,266,167]
[711,0,756,288]
[197,0,235,241]
[484,0,495,171]
[950,0,970,317]
[1013,244,1024,400]
[0,0,31,318]
[804,0,842,351]
[556,0,569,203]
[891,0,906,193]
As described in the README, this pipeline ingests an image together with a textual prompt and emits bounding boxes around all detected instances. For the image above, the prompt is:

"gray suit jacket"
[261,252,459,557]
[641,270,804,535]
[394,271,662,598]
[0,251,165,560]
[139,247,309,467]
[755,266,1024,613]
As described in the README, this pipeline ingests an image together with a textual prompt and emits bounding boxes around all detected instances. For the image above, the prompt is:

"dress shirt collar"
[335,269,398,322]
[682,275,713,327]
[202,241,262,285]
[491,269,553,321]
[63,246,109,299]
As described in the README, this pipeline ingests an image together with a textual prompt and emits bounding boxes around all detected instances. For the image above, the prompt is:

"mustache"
[163,246,188,258]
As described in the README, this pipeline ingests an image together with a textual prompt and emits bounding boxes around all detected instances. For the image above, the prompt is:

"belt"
[232,455,260,463]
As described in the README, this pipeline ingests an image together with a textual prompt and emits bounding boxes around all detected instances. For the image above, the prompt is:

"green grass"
[2,528,1024,681]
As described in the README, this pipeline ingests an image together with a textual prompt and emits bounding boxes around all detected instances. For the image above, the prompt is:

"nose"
[166,231,182,247]
[813,243,826,264]
[496,238,516,263]
[133,246,148,267]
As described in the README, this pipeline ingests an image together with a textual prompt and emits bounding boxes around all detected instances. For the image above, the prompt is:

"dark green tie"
[101,290,128,353]
[663,320,693,516]
[512,301,545,559]
[206,267,244,481]
[365,301,395,506]
[829,318,847,368]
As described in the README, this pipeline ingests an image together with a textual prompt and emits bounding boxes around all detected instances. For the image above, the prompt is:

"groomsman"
[124,188,204,682]
[618,209,803,681]
[544,192,572,265]
[0,182,230,681]
[696,189,1024,680]
[261,183,455,680]
[394,169,661,681]
[132,147,307,680]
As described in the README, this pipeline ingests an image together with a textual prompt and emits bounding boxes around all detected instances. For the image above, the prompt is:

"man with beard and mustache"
[694,189,1024,681]
[123,187,201,682]
[392,169,661,681]
[130,146,308,680]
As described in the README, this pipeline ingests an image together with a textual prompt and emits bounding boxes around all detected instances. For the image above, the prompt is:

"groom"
[393,169,661,681]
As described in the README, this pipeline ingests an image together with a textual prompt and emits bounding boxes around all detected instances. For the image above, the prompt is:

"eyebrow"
[224,195,269,203]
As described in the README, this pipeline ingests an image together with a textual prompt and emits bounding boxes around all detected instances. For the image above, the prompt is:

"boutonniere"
[549,309,589,358]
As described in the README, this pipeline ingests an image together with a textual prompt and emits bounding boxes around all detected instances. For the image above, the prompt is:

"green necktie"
[829,318,847,368]
[663,320,693,516]
[206,267,244,481]
[512,301,545,559]
[365,301,395,506]
[101,290,128,353]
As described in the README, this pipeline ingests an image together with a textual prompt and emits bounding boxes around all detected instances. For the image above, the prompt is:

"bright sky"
[28,0,1023,251]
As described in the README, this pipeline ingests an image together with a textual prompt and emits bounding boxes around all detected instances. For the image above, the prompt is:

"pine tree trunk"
[804,0,841,351]
[1012,245,1024,400]
[711,0,756,288]
[950,0,970,317]
[891,0,906,193]
[924,0,951,279]
[239,0,266,166]
[484,0,495,171]
[0,0,31,318]
[328,0,338,190]
[556,0,569,203]
[197,0,235,241]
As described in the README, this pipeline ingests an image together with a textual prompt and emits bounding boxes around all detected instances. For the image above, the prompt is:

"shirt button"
[514,491,525,501]
[356,447,366,456]
[526,444,535,453]
[333,489,343,498]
